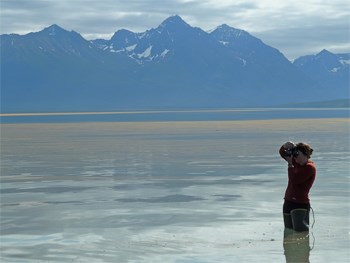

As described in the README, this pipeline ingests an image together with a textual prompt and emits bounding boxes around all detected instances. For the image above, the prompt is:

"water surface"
[1,117,349,262]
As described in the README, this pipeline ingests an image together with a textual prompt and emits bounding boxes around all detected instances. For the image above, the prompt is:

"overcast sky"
[1,0,349,60]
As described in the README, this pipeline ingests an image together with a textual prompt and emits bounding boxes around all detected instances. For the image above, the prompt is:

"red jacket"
[280,147,316,204]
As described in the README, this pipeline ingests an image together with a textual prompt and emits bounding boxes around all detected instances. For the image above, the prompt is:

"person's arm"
[279,141,295,164]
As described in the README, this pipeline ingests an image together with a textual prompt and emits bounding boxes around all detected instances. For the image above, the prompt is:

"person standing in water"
[279,142,316,232]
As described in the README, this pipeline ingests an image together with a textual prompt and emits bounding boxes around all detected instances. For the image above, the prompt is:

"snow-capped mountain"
[293,50,349,98]
[92,15,216,64]
[3,24,103,61]
[1,15,348,113]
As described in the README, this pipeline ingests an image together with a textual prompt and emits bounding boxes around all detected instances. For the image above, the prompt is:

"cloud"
[0,0,349,59]
[255,21,350,59]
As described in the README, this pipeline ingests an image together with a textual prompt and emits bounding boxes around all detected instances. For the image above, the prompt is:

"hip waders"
[284,208,309,232]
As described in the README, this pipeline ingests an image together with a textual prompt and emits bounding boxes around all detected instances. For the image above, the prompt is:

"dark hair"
[296,142,313,159]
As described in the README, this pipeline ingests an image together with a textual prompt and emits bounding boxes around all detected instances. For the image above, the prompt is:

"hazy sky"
[1,0,349,60]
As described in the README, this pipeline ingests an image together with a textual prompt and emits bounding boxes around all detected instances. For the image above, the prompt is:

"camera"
[285,147,299,157]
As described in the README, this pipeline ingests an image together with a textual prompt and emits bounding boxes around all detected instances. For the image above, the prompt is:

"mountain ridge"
[1,15,348,113]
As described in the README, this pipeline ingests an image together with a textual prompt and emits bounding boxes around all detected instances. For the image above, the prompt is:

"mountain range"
[1,15,349,113]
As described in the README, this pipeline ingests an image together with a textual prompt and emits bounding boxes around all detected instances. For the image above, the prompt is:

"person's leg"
[291,209,309,232]
[283,201,294,229]
[283,213,293,229]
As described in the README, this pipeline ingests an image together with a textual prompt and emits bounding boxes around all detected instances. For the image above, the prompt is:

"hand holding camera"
[282,141,295,149]
[280,141,299,166]
[282,141,299,157]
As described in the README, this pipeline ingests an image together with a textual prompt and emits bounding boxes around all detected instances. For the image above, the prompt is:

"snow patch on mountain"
[219,41,229,46]
[340,59,350,65]
[161,49,169,57]
[126,44,137,51]
[239,58,247,66]
[138,46,152,58]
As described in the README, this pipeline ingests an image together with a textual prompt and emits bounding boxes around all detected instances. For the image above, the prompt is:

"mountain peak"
[111,28,135,41]
[319,49,331,54]
[40,24,70,36]
[209,24,250,39]
[214,24,233,31]
[317,49,333,57]
[159,15,191,29]
[44,24,66,31]
[316,49,337,61]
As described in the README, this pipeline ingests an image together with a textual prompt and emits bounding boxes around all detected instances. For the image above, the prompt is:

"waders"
[284,208,309,232]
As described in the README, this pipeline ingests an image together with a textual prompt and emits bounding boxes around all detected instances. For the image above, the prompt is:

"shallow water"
[1,118,349,262]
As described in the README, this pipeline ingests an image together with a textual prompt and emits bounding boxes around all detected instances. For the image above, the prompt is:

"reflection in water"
[1,119,348,262]
[283,229,314,263]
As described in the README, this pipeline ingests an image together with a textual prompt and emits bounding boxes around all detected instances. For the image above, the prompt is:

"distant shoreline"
[1,107,349,117]
[1,108,348,125]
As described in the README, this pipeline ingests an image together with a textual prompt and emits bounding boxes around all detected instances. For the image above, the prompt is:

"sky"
[1,0,349,60]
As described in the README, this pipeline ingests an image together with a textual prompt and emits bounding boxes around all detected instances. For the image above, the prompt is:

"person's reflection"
[283,229,311,263]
